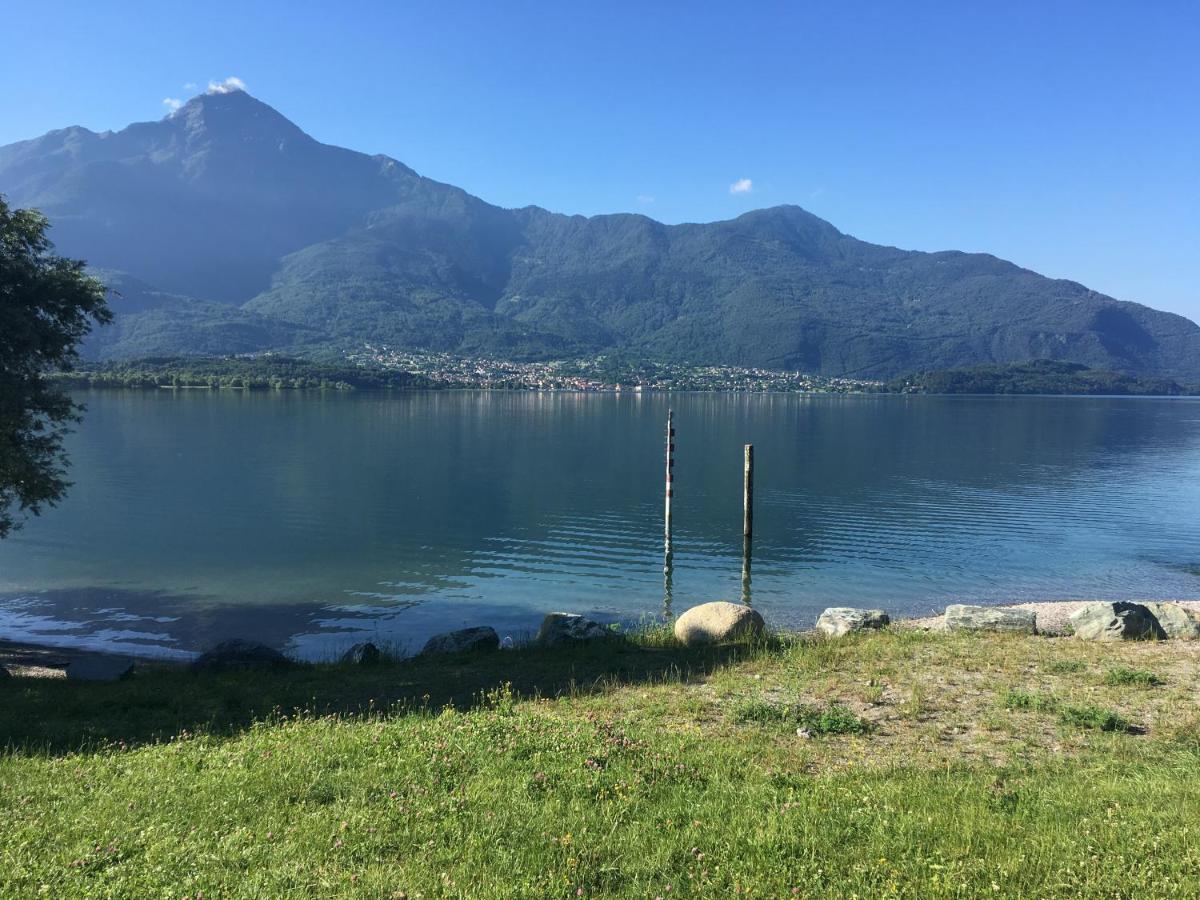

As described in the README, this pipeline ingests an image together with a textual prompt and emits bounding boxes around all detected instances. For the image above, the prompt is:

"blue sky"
[3,1,1198,321]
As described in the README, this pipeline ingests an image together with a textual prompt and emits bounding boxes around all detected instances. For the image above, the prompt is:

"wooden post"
[743,443,754,541]
[741,443,754,604]
[664,410,675,543]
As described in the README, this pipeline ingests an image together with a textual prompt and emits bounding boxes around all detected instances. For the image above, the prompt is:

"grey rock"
[1144,603,1200,640]
[674,601,765,647]
[944,604,1037,634]
[816,607,890,638]
[192,639,290,671]
[536,613,611,647]
[67,656,135,681]
[341,642,382,665]
[1069,602,1165,641]
[420,626,500,656]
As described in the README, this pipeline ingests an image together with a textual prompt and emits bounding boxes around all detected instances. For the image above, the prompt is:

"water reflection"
[1,391,1199,659]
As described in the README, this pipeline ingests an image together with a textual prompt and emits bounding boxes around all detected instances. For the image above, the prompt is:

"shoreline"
[6,598,1200,679]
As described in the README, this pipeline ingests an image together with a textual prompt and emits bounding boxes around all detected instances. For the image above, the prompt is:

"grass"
[1003,690,1135,733]
[1046,659,1087,674]
[2,628,1199,897]
[1104,666,1165,687]
[733,698,871,734]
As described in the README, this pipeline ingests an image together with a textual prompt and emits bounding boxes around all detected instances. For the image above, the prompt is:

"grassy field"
[2,627,1199,897]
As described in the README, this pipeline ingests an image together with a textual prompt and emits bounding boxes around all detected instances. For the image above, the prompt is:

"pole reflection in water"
[741,535,752,606]
[663,534,675,619]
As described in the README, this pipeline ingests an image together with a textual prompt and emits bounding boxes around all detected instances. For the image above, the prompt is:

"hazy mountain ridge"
[3,89,1198,379]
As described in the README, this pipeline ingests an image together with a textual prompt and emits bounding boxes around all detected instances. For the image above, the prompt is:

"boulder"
[420,626,500,656]
[816,607,890,638]
[674,601,765,647]
[536,613,610,647]
[944,605,1037,634]
[341,642,382,665]
[1144,602,1200,640]
[192,639,290,672]
[0,666,10,679]
[1069,602,1165,642]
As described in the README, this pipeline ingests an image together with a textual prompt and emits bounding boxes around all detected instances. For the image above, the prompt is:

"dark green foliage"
[4,91,1200,378]
[1103,667,1164,687]
[1046,659,1087,674]
[0,196,109,537]
[1058,704,1133,732]
[1004,690,1134,732]
[733,698,872,735]
[53,356,430,392]
[1002,690,1060,713]
[887,359,1198,395]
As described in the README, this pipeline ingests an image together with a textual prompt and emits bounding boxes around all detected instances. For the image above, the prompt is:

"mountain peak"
[168,87,309,146]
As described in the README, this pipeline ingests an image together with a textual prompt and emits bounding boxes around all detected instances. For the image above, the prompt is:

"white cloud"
[183,82,197,91]
[206,76,247,94]
[729,178,753,195]
[636,194,655,205]
[162,97,183,113]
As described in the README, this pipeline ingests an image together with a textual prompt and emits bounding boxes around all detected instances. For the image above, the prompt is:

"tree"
[0,196,110,537]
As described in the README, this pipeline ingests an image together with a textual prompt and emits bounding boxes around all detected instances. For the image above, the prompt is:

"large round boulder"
[192,639,290,672]
[816,607,890,638]
[944,605,1037,634]
[1069,602,1164,641]
[536,614,610,647]
[674,601,764,647]
[420,626,500,656]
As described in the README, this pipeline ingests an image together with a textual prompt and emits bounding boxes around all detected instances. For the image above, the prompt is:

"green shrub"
[1046,659,1086,674]
[1003,690,1059,713]
[1103,667,1164,687]
[1059,704,1132,733]
[734,698,871,735]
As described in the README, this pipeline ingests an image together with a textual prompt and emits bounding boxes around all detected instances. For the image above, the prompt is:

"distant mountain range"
[3,88,1198,379]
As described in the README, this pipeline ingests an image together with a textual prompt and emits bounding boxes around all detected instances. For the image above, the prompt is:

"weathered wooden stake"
[664,409,675,543]
[741,443,754,604]
[743,443,754,541]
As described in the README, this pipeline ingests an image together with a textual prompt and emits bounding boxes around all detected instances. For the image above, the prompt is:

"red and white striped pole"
[664,409,675,542]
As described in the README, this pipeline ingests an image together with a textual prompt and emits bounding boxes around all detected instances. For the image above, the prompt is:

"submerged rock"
[944,605,1037,634]
[1069,602,1164,641]
[674,601,765,647]
[1144,602,1200,640]
[816,607,890,638]
[420,627,500,656]
[192,639,291,672]
[341,642,383,665]
[536,613,610,647]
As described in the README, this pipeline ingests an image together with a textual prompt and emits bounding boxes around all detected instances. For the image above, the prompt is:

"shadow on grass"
[0,634,785,755]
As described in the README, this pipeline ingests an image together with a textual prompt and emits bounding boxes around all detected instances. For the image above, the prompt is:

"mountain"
[3,88,1198,379]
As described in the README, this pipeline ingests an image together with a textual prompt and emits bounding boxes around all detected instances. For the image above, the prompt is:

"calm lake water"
[2,390,1200,660]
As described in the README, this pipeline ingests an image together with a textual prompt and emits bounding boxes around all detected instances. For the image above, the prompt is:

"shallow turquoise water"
[2,390,1199,659]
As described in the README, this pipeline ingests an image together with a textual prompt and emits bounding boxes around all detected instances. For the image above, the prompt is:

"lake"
[2,390,1200,660]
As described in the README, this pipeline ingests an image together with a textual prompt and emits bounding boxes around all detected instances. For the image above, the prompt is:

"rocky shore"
[4,599,1199,680]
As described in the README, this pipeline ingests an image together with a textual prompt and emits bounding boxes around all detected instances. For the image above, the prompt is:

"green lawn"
[2,629,1199,897]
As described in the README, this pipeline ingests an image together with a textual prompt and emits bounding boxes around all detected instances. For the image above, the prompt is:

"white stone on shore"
[1069,602,1163,641]
[1144,602,1200,640]
[944,604,1037,634]
[674,601,764,647]
[816,607,890,638]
